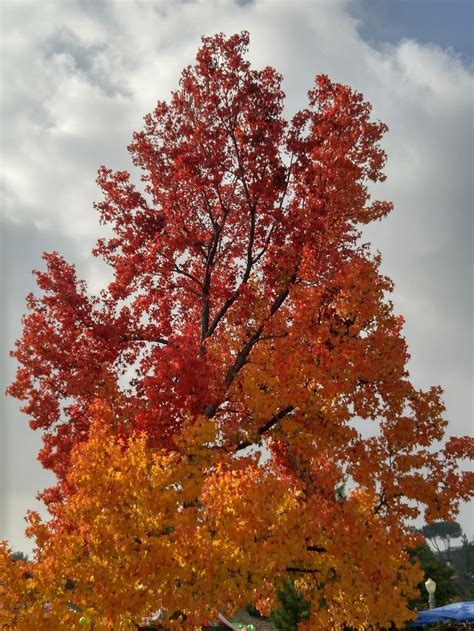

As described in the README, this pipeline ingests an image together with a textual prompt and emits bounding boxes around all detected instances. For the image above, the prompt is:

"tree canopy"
[3,32,473,630]
[422,521,463,554]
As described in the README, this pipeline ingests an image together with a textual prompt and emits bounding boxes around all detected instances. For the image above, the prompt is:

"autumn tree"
[4,32,473,630]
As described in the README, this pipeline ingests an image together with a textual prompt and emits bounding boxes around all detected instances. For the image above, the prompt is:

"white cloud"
[1,0,472,544]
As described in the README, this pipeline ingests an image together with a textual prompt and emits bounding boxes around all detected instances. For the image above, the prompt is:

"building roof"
[229,609,276,631]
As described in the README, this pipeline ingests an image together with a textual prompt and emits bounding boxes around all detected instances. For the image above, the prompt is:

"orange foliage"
[5,418,424,629]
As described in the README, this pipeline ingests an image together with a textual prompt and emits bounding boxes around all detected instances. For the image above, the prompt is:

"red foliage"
[8,33,472,527]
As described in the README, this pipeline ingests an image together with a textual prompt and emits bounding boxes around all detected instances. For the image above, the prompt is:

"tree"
[11,551,29,563]
[450,535,474,599]
[5,32,473,630]
[270,579,311,631]
[408,543,458,610]
[422,521,463,556]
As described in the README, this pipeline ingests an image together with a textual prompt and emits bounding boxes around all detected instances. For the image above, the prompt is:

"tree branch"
[235,405,295,451]
[204,291,239,339]
[203,198,257,340]
[201,223,223,341]
[307,545,326,553]
[251,155,294,265]
[122,333,168,346]
[200,125,257,339]
[173,264,203,288]
[285,567,320,574]
[204,275,297,418]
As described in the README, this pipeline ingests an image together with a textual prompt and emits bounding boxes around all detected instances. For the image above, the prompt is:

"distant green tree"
[450,535,474,599]
[409,543,458,610]
[270,579,311,631]
[11,551,29,563]
[422,521,462,557]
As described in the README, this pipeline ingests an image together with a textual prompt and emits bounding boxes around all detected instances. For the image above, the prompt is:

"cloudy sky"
[1,0,472,555]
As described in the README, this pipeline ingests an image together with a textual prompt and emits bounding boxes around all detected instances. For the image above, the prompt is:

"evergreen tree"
[451,536,474,599]
[409,543,458,610]
[270,579,311,631]
[11,551,29,563]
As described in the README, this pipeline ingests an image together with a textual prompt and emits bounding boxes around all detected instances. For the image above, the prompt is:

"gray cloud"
[1,0,472,552]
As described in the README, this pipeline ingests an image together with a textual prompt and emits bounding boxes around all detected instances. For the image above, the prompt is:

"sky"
[1,0,472,555]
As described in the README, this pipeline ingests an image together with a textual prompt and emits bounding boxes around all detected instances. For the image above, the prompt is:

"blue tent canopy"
[409,602,474,627]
